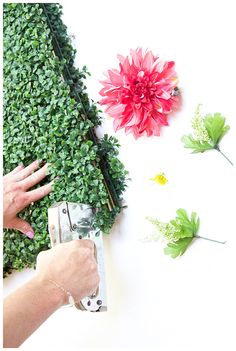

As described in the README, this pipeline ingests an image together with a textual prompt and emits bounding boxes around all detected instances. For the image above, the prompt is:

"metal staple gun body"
[48,201,107,312]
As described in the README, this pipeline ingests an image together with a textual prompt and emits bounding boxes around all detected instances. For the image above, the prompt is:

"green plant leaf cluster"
[182,108,230,153]
[148,209,200,258]
[3,3,128,277]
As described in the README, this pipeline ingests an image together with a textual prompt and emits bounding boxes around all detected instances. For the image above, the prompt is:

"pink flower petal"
[142,51,154,71]
[108,69,123,85]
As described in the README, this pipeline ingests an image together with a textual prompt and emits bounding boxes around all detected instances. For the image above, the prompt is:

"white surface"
[3,0,236,349]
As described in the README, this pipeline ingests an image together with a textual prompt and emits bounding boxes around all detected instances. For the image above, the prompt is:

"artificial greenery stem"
[214,145,233,166]
[195,235,226,244]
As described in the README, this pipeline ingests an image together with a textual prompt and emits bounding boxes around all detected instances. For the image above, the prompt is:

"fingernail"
[26,231,34,239]
[54,176,60,181]
[38,159,46,167]
[19,162,24,168]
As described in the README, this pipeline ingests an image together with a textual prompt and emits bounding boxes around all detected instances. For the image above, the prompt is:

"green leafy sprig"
[147,209,226,258]
[182,105,233,165]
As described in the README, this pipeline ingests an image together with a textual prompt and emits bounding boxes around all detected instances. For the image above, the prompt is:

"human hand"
[36,240,100,305]
[3,161,54,239]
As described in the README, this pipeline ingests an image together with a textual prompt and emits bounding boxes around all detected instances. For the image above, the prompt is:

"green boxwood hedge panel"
[3,3,128,277]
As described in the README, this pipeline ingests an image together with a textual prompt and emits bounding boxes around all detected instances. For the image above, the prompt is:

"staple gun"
[48,202,107,312]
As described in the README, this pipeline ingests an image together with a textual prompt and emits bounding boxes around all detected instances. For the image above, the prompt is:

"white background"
[3,0,236,350]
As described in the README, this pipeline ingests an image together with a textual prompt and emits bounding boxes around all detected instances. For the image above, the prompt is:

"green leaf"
[191,212,200,233]
[204,113,230,145]
[176,208,188,221]
[175,208,200,236]
[164,237,194,258]
[181,135,213,153]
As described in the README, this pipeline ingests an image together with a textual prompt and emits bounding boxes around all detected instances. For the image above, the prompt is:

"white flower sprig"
[182,104,233,165]
[147,209,226,258]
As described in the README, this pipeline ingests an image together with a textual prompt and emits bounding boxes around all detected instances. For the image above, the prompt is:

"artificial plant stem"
[215,145,233,166]
[195,235,226,244]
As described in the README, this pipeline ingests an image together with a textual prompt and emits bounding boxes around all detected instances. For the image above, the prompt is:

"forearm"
[3,276,65,348]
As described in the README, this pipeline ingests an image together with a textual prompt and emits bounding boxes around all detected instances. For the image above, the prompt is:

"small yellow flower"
[150,173,168,185]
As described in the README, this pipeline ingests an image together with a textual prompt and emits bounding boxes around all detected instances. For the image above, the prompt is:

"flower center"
[131,73,156,104]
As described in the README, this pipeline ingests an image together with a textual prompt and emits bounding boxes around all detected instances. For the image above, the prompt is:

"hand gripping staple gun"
[48,202,107,312]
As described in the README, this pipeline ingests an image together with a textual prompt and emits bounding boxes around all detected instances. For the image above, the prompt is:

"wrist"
[33,275,67,308]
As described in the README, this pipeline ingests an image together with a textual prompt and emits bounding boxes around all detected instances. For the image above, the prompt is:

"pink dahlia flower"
[99,48,180,138]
